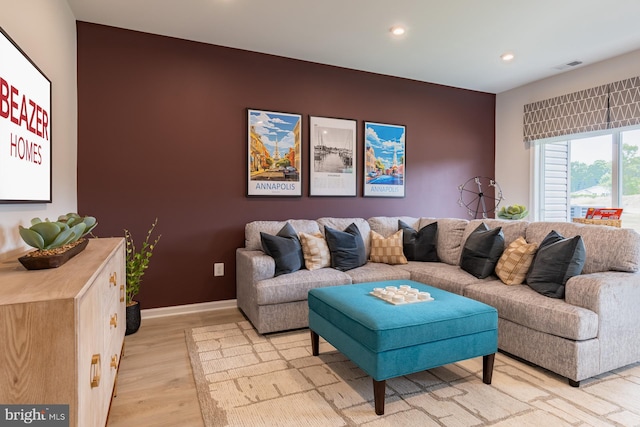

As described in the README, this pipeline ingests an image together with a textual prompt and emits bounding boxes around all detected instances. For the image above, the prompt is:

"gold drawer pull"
[109,272,117,287]
[110,313,118,328]
[110,354,118,370]
[90,354,101,388]
[119,284,125,303]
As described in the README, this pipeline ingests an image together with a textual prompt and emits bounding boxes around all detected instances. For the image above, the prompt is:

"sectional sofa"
[236,216,640,386]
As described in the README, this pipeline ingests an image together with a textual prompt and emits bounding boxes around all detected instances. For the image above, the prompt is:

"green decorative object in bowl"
[18,213,98,270]
[498,204,529,220]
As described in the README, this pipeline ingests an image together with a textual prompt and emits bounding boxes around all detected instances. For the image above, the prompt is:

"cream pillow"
[369,230,408,265]
[299,232,331,271]
[495,236,537,285]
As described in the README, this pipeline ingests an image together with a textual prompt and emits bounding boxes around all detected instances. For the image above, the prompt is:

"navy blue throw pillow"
[526,230,586,299]
[398,220,439,262]
[260,222,304,276]
[324,223,367,271]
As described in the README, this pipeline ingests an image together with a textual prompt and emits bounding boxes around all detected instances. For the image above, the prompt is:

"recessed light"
[501,53,515,62]
[390,26,406,36]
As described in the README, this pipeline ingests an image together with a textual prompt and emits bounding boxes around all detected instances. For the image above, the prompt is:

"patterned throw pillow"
[369,230,408,265]
[299,232,331,271]
[495,236,538,285]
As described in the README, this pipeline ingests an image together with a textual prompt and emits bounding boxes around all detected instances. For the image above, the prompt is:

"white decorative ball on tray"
[370,284,434,305]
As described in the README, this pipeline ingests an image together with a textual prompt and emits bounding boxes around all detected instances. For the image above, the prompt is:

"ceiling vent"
[554,60,583,70]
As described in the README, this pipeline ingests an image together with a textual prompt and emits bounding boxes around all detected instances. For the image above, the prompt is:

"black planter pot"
[126,302,141,335]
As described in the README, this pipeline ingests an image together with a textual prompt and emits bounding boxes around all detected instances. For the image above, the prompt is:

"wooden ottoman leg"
[483,353,495,384]
[310,330,319,356]
[373,379,386,415]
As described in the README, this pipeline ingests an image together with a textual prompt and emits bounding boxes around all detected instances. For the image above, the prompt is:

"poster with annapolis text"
[247,109,302,197]
[363,121,405,197]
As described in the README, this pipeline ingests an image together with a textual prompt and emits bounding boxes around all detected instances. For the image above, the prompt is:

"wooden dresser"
[0,238,126,427]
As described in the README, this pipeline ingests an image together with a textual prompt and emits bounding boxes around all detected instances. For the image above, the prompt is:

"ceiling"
[66,0,640,94]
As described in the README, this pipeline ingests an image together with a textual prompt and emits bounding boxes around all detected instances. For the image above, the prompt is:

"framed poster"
[247,109,302,197]
[0,26,52,203]
[363,121,405,197]
[309,116,357,196]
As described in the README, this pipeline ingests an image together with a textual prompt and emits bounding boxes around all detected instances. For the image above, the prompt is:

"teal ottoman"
[308,280,498,415]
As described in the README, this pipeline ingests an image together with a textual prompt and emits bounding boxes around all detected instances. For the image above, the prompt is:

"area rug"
[185,321,640,426]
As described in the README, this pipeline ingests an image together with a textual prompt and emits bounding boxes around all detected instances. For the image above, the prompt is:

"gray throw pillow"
[398,220,439,262]
[260,222,304,276]
[460,223,505,279]
[324,223,367,271]
[526,230,586,299]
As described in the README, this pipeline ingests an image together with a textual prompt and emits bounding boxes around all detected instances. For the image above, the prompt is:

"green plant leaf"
[82,217,98,236]
[69,223,87,242]
[46,228,75,249]
[30,217,43,226]
[29,221,62,246]
[19,226,45,249]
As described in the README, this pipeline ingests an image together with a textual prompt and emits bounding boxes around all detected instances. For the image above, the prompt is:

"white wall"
[496,48,640,217]
[0,0,77,258]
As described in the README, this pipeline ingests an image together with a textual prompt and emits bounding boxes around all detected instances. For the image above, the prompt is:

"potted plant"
[124,218,161,335]
[497,204,529,220]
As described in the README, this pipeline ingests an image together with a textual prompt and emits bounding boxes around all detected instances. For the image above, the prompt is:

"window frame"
[531,124,640,222]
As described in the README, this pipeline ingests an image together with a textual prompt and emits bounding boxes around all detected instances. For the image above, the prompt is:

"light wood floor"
[107,308,246,427]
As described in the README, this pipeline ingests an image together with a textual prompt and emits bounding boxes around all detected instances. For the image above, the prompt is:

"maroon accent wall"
[76,22,495,309]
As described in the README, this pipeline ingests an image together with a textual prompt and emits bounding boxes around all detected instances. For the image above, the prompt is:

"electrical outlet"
[214,263,224,277]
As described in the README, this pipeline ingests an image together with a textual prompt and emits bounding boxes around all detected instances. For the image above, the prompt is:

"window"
[533,126,640,232]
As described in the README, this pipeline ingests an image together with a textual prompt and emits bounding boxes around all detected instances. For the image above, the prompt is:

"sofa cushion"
[345,261,411,283]
[367,216,421,237]
[398,262,487,295]
[525,221,640,274]
[399,220,439,262]
[526,231,586,299]
[464,218,528,248]
[369,230,408,265]
[464,281,598,341]
[299,232,331,271]
[246,219,321,251]
[255,268,352,305]
[495,236,538,285]
[324,223,367,271]
[460,223,505,279]
[419,218,468,265]
[260,223,305,276]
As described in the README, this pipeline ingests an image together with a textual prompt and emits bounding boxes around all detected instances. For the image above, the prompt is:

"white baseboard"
[141,299,238,319]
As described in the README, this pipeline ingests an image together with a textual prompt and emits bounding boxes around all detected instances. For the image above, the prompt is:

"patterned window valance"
[609,76,640,129]
[523,76,640,143]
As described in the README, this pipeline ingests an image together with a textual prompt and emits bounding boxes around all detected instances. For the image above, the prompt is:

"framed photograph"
[247,109,302,197]
[363,121,405,197]
[309,116,357,196]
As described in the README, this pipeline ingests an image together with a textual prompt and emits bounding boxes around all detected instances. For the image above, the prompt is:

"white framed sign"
[0,26,52,203]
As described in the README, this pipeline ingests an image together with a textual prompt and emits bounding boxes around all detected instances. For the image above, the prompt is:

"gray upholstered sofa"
[236,216,640,386]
